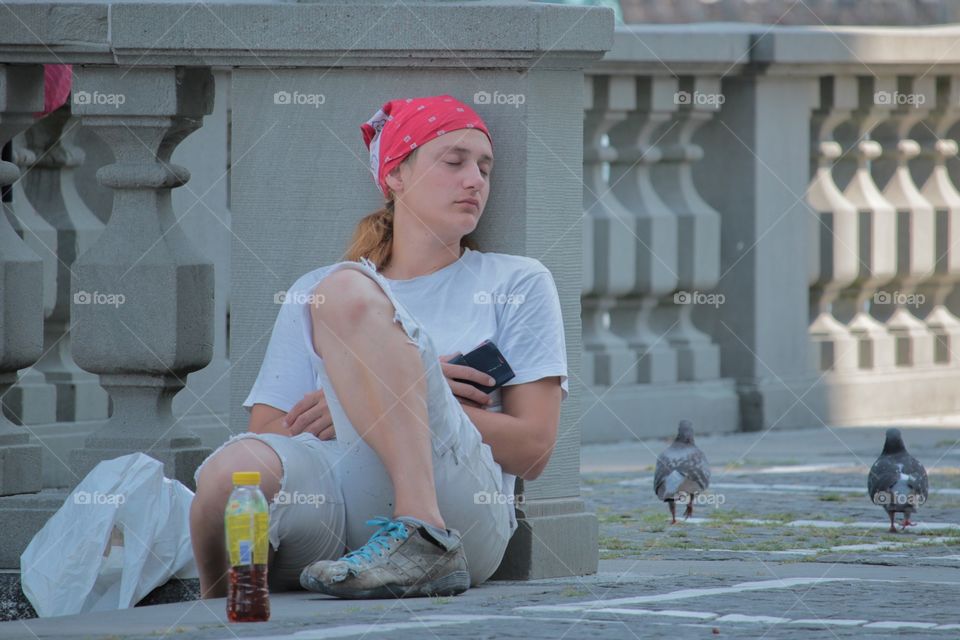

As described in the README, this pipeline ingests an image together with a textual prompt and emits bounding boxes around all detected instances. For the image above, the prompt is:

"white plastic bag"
[20,453,199,617]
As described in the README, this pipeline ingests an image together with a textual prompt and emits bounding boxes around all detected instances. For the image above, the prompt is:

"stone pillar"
[694,72,826,430]
[226,1,612,580]
[22,105,111,423]
[68,67,215,489]
[489,67,599,578]
[0,65,44,495]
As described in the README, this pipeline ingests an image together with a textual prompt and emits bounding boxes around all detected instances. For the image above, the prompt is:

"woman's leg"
[190,439,282,598]
[309,268,444,530]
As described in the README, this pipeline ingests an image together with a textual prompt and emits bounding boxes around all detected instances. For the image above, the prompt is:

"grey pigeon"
[654,420,711,524]
[868,428,929,533]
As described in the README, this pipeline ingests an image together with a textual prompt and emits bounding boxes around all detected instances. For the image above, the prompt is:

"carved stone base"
[491,497,598,580]
[0,437,42,497]
[0,371,56,426]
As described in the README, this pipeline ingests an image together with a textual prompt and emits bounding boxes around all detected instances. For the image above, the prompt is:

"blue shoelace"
[342,516,411,567]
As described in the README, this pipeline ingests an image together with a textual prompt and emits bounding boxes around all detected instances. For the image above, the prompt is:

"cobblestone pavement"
[4,424,959,639]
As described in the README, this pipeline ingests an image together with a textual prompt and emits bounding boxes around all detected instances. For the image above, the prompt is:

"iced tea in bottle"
[225,471,270,622]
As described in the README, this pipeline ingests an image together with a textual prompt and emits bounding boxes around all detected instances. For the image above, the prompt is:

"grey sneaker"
[299,515,470,599]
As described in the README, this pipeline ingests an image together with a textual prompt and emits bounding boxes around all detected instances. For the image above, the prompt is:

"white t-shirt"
[243,247,569,529]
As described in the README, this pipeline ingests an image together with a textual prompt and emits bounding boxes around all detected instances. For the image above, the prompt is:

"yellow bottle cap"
[232,471,261,486]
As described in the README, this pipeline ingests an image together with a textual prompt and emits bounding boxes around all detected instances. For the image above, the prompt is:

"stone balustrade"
[4,2,960,584]
[583,24,960,439]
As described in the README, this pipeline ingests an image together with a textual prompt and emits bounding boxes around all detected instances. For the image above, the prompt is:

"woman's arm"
[460,376,561,481]
[248,390,336,438]
[248,403,292,436]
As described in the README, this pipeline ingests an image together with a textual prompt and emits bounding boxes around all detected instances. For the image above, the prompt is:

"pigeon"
[654,420,711,524]
[868,428,929,533]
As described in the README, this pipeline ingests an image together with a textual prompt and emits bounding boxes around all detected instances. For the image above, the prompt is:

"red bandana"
[361,94,492,197]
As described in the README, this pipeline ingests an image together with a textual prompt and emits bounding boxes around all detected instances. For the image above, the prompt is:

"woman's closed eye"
[446,161,488,177]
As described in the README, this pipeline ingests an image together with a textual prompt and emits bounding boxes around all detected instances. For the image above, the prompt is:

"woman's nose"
[463,163,485,189]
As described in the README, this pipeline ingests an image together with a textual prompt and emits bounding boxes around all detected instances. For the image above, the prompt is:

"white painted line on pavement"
[864,620,940,629]
[243,614,618,639]
[716,614,790,624]
[619,477,960,496]
[788,619,868,626]
[712,481,960,496]
[691,536,955,556]
[749,464,853,474]
[684,517,766,525]
[590,608,717,620]
[812,537,954,553]
[590,607,960,632]
[682,516,960,532]
[590,610,960,631]
[699,548,818,556]
[785,520,960,531]
[516,577,847,612]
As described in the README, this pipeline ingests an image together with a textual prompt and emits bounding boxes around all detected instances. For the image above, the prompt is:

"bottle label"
[226,512,268,566]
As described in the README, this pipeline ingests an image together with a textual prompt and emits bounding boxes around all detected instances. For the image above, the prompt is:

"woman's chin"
[451,213,480,230]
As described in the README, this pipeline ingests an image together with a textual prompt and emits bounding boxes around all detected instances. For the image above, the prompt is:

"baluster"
[872,76,937,367]
[0,64,44,495]
[3,136,58,425]
[169,70,232,444]
[22,104,110,421]
[648,76,722,382]
[917,75,960,365]
[581,74,640,386]
[808,76,861,373]
[833,77,898,370]
[67,67,215,488]
[606,75,679,383]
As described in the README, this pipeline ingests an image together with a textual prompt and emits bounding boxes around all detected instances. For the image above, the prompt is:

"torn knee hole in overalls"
[357,257,424,351]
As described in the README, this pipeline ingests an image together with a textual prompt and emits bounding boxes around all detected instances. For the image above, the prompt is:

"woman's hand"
[283,389,335,440]
[439,353,495,409]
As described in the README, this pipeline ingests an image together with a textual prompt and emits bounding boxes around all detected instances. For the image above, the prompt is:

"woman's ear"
[384,166,404,196]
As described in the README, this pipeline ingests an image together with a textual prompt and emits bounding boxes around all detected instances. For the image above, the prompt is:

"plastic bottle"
[225,471,270,622]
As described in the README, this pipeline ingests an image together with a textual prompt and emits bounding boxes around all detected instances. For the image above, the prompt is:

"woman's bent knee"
[312,269,393,325]
[195,438,284,504]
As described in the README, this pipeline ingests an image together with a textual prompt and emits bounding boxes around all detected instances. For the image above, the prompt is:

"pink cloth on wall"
[37,64,73,117]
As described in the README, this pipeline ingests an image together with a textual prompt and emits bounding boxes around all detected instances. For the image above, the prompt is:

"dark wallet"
[449,339,515,394]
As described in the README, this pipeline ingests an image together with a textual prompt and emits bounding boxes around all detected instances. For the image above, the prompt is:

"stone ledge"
[0,2,613,67]
[598,23,960,75]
